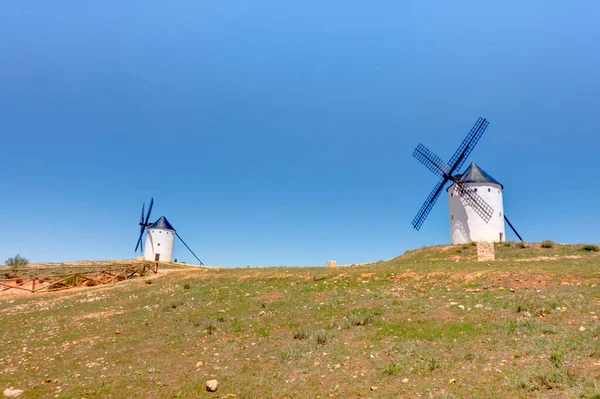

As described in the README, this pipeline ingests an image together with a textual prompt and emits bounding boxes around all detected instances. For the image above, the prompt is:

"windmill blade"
[504,215,524,242]
[140,203,145,225]
[134,226,146,253]
[454,181,494,223]
[175,232,204,266]
[412,177,449,230]
[447,118,489,174]
[144,197,154,225]
[413,144,449,177]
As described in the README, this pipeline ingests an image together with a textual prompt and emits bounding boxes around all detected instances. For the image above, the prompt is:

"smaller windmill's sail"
[135,198,154,253]
[447,118,489,174]
[411,117,490,231]
[413,144,449,177]
[454,181,494,223]
[412,177,449,230]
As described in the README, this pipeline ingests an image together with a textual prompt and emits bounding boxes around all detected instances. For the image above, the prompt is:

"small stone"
[509,288,515,292]
[402,378,409,383]
[370,386,377,391]
[458,305,465,310]
[498,287,505,291]
[3,388,24,398]
[449,378,456,384]
[115,331,120,335]
[475,304,484,309]
[206,380,218,392]
[196,361,203,367]
[579,326,586,332]
[521,312,532,318]
[259,311,266,316]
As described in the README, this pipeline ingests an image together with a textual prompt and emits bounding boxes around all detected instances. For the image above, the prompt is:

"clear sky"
[2,1,599,266]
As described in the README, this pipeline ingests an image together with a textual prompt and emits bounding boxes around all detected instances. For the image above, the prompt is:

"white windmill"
[447,163,506,244]
[134,198,204,264]
[411,118,523,243]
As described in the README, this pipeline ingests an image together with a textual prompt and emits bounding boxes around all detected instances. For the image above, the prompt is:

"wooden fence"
[0,262,158,294]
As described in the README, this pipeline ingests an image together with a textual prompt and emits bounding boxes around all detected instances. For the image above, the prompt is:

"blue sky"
[1,1,599,266]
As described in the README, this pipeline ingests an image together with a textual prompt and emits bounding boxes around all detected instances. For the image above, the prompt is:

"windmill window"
[451,215,454,220]
[500,212,502,217]
[157,243,161,246]
[474,188,477,192]
[159,231,162,234]
[488,188,491,192]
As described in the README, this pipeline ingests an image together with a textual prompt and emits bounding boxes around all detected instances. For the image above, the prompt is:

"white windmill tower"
[448,163,505,244]
[411,118,523,243]
[143,216,176,262]
[134,198,204,265]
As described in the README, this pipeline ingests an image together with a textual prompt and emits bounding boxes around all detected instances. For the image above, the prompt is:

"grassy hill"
[1,243,599,398]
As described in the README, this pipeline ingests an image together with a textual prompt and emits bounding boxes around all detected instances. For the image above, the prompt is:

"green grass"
[0,244,599,398]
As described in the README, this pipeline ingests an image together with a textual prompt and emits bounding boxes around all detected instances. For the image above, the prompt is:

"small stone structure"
[326,260,337,268]
[476,242,496,261]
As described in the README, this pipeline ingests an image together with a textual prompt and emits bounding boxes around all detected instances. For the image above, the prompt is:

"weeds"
[293,330,307,340]
[550,351,563,368]
[541,240,555,249]
[581,244,599,252]
[280,344,308,362]
[205,324,217,335]
[314,330,330,345]
[348,307,382,326]
[384,362,402,376]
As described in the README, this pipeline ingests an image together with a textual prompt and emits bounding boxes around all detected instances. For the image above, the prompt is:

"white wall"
[143,228,175,262]
[448,182,506,244]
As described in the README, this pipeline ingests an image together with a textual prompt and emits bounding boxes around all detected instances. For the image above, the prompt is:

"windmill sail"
[411,118,491,230]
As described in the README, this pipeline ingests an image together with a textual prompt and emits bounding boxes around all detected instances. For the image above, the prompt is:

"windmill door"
[155,254,160,262]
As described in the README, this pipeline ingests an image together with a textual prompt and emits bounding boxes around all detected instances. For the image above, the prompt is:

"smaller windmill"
[135,198,204,265]
[411,118,523,243]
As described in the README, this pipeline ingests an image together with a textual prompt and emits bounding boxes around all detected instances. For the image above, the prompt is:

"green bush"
[540,240,555,249]
[517,242,527,249]
[5,254,29,268]
[581,244,599,252]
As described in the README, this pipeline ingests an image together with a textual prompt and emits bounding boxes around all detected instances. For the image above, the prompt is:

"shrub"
[293,330,307,340]
[550,351,563,368]
[5,254,29,268]
[205,324,217,335]
[314,331,331,345]
[541,240,555,249]
[517,242,527,249]
[183,283,190,290]
[581,244,599,252]
[384,362,402,376]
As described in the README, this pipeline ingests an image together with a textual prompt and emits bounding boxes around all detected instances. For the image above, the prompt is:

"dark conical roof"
[150,216,175,231]
[455,163,503,188]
